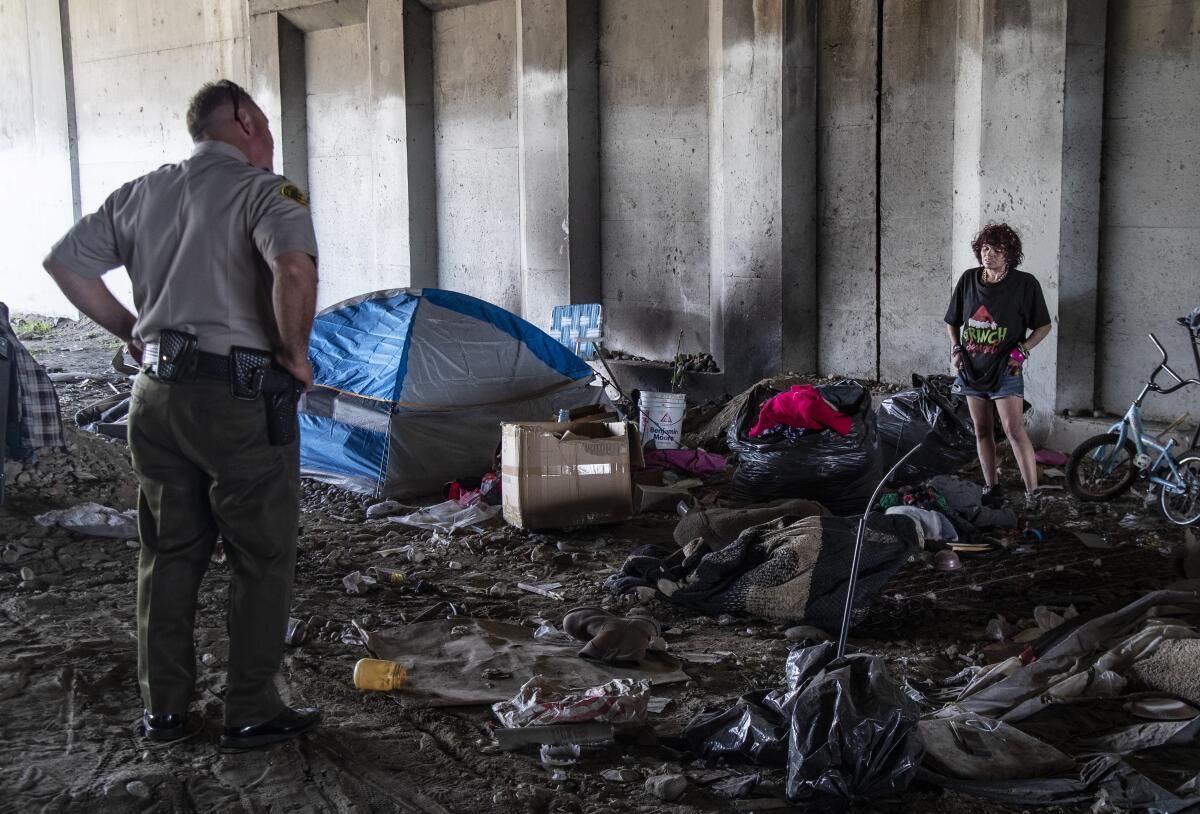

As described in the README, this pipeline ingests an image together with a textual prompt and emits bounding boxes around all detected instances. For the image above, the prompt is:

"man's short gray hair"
[186,80,247,141]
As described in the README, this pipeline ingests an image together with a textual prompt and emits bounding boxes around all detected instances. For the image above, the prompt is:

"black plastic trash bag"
[877,374,978,487]
[725,381,880,515]
[686,641,924,806]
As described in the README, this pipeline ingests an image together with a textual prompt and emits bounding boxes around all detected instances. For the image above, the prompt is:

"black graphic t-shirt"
[944,268,1051,392]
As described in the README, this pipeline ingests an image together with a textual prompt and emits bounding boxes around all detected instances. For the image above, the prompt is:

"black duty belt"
[142,341,229,380]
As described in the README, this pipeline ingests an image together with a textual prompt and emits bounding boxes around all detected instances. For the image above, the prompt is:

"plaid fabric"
[1,303,66,459]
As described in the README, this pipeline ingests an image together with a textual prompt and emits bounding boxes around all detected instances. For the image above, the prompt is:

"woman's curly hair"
[971,222,1023,269]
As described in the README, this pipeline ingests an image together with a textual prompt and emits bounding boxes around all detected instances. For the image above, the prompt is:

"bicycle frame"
[1102,331,1200,495]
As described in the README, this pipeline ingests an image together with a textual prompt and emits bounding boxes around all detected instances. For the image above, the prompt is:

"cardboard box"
[501,420,642,530]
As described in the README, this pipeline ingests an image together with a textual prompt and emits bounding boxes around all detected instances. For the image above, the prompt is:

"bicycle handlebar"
[1147,331,1200,391]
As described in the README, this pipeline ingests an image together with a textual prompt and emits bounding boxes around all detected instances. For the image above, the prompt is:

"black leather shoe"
[143,710,186,742]
[219,706,322,749]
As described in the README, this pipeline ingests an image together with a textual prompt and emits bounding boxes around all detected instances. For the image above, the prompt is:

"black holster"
[230,346,302,446]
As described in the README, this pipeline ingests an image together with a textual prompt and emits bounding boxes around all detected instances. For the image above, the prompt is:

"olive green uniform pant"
[128,372,299,727]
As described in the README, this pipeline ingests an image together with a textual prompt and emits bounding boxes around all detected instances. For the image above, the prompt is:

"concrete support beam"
[403,0,438,287]
[952,0,1106,438]
[0,0,77,315]
[708,0,817,389]
[515,0,599,324]
[816,0,879,380]
[879,0,957,383]
[249,0,437,293]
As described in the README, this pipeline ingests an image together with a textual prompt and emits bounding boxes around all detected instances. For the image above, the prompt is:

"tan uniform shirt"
[47,141,318,355]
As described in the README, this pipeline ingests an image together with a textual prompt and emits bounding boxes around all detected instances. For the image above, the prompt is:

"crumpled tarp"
[923,586,1200,811]
[366,617,689,707]
[685,642,924,805]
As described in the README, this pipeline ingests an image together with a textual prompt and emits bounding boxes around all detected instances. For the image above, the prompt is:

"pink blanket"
[748,384,852,438]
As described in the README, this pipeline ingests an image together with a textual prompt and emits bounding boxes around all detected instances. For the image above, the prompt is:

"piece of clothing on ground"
[673,498,830,550]
[886,506,958,542]
[643,448,727,478]
[610,513,922,629]
[748,384,852,438]
[1,302,66,460]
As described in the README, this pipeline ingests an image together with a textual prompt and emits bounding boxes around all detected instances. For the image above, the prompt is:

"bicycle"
[1066,312,1200,526]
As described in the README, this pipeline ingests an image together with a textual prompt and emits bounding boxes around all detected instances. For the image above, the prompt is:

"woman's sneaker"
[982,484,1005,508]
[1023,488,1045,513]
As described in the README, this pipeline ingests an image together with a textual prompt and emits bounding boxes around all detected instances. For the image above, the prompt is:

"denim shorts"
[952,366,1024,400]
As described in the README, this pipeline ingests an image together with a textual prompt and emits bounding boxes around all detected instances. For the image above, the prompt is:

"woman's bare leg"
[967,396,997,487]
[996,395,1038,492]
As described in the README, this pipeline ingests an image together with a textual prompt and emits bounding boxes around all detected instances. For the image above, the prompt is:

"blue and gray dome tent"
[299,288,604,497]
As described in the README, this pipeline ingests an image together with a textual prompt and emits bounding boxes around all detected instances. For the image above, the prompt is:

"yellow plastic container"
[353,658,408,692]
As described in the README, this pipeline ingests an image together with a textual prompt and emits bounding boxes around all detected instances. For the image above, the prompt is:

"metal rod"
[836,445,922,659]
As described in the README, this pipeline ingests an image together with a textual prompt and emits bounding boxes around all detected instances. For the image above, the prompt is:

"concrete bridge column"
[952,0,1107,438]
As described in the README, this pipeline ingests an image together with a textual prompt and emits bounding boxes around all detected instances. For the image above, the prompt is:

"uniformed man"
[43,80,321,749]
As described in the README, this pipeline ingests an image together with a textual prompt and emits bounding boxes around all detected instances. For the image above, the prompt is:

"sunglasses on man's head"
[219,80,243,125]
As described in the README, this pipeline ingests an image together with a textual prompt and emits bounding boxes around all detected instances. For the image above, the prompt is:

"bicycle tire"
[1160,449,1200,526]
[1066,433,1137,501]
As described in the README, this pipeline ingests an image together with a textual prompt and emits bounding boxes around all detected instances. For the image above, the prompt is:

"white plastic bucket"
[638,391,687,449]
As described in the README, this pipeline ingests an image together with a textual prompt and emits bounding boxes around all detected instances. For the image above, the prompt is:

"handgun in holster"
[230,346,303,446]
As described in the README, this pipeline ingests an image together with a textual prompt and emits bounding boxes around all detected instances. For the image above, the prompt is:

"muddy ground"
[0,317,1191,813]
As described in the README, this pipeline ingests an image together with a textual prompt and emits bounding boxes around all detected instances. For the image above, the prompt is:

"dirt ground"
[0,317,1191,813]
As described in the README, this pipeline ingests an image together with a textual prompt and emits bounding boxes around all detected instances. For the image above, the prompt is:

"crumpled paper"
[492,676,650,727]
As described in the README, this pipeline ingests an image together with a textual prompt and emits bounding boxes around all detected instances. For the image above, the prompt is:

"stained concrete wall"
[816,0,878,380]
[879,0,957,383]
[432,0,522,314]
[1097,0,1200,423]
[67,0,250,310]
[599,0,710,359]
[305,23,373,307]
[0,0,77,316]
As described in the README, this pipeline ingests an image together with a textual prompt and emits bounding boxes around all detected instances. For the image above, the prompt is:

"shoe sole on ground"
[218,718,320,749]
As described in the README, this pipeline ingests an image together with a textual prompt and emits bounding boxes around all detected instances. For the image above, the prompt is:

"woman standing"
[945,223,1052,508]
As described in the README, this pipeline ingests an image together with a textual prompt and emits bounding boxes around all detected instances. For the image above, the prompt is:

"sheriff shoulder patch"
[280,183,309,208]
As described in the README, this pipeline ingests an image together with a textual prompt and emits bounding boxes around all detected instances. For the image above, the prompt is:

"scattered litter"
[492,676,650,727]
[518,582,565,601]
[644,773,688,802]
[1073,531,1114,550]
[365,500,404,519]
[389,498,500,534]
[601,768,640,783]
[342,570,377,595]
[1034,448,1070,467]
[647,696,672,714]
[494,722,614,751]
[712,774,760,799]
[1043,467,1065,479]
[352,658,407,692]
[35,502,137,539]
[539,743,583,766]
[783,625,830,643]
[285,617,308,646]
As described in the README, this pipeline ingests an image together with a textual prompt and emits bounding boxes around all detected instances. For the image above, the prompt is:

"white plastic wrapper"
[388,497,500,533]
[35,502,138,539]
[492,676,650,727]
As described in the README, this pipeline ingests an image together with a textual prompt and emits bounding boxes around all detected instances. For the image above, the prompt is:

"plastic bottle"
[353,658,408,692]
